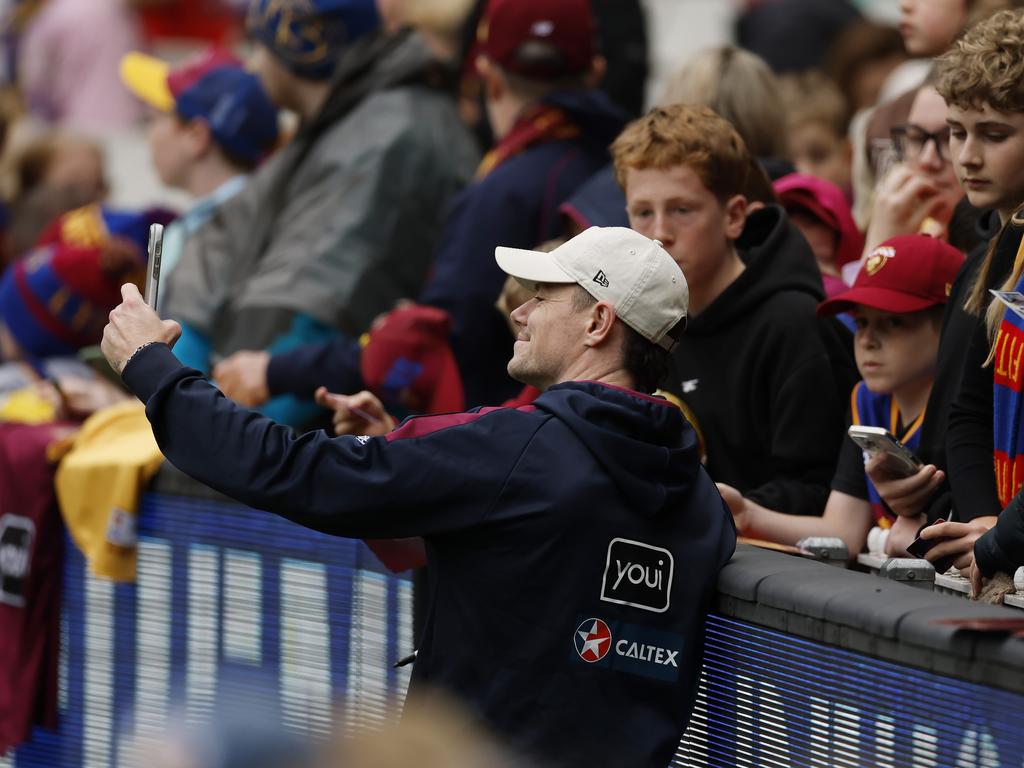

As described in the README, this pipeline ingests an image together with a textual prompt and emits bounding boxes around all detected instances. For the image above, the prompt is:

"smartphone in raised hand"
[144,223,164,309]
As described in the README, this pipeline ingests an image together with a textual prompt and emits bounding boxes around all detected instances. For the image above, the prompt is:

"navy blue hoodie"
[124,344,736,767]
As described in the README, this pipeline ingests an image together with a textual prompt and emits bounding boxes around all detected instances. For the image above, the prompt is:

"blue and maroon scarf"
[993,274,1024,507]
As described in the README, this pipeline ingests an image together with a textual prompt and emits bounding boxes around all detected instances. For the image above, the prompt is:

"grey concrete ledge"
[718,545,1024,693]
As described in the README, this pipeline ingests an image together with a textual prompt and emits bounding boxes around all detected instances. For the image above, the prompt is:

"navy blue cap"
[176,67,280,165]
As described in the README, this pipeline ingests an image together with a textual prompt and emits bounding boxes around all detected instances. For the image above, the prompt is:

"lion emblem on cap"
[864,246,895,276]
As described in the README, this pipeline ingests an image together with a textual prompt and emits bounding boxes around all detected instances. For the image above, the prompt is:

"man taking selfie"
[101,226,736,767]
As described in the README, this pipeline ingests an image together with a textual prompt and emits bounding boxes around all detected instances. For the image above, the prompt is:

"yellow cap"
[120,51,174,112]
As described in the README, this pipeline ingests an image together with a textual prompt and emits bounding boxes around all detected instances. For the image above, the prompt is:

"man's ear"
[583,301,617,348]
[723,194,748,241]
[476,55,506,103]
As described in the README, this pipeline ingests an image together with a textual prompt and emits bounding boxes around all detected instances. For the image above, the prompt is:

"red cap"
[360,306,465,414]
[475,0,595,80]
[817,235,964,316]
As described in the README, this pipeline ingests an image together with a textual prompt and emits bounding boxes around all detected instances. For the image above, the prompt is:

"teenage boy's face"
[625,164,745,291]
[852,306,940,396]
[947,102,1024,222]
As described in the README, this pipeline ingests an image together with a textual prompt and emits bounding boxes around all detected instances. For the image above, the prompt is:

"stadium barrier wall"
[5,468,1024,767]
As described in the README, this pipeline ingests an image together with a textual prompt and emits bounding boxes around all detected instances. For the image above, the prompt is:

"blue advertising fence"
[6,496,1024,767]
[7,492,414,768]
[676,615,1024,767]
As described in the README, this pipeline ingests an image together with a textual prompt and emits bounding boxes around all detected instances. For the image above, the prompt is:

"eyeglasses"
[891,123,951,163]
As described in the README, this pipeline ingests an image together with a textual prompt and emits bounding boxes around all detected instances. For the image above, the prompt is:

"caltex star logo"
[574,618,612,662]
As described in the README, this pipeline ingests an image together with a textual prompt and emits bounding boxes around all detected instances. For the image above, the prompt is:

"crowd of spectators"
[8,0,1024,764]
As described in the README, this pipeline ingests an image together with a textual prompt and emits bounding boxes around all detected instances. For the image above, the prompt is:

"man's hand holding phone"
[101,284,181,374]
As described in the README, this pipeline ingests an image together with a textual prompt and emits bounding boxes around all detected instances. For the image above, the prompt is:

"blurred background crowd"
[7,0,1024,765]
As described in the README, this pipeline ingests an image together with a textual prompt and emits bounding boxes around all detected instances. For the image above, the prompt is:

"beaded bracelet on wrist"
[122,341,160,374]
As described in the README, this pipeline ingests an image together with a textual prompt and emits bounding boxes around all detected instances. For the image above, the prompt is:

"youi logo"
[600,538,674,613]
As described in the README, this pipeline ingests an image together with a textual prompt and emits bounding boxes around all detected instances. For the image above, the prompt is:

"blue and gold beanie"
[246,0,381,80]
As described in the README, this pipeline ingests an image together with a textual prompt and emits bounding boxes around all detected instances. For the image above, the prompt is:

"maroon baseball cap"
[817,235,964,316]
[475,0,595,80]
[360,306,465,414]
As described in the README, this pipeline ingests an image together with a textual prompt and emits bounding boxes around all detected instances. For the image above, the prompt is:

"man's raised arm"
[102,285,522,539]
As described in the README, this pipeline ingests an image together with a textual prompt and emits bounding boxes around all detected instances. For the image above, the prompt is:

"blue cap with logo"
[121,48,279,166]
[176,68,279,164]
[246,0,382,80]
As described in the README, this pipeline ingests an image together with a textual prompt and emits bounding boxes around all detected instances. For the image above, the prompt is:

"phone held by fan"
[847,425,923,478]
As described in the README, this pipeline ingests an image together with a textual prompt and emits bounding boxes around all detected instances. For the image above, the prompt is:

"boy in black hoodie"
[612,105,856,517]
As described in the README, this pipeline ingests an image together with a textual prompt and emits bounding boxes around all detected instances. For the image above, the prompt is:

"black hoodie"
[123,344,737,768]
[663,205,856,517]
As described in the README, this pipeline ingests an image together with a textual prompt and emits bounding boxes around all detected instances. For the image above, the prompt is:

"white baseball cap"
[495,226,688,350]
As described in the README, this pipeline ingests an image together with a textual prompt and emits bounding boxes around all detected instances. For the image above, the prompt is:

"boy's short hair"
[778,70,850,137]
[935,9,1024,113]
[611,105,751,202]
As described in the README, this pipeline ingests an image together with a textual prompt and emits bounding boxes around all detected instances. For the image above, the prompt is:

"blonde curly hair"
[935,8,1024,113]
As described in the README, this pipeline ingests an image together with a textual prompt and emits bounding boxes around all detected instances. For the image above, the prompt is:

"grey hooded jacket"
[163,30,479,355]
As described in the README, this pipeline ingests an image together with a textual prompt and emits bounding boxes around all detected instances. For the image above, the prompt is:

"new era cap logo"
[593,270,609,288]
[601,538,673,613]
